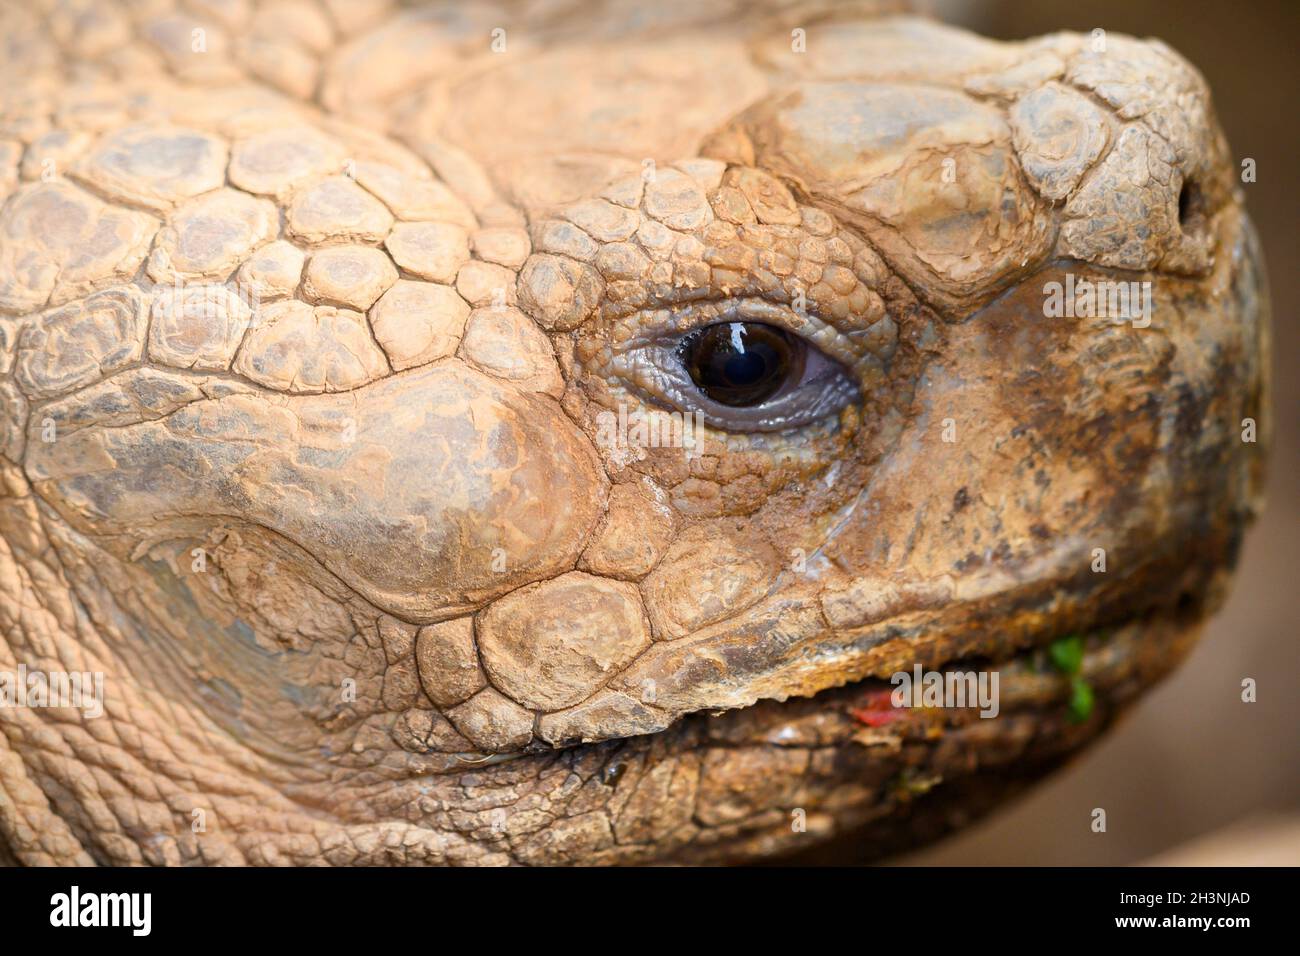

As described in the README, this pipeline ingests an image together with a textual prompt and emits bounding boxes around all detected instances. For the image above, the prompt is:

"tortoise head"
[0,12,1267,864]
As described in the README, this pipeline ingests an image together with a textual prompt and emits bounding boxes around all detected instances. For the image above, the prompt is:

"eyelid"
[620,296,877,381]
[591,303,870,432]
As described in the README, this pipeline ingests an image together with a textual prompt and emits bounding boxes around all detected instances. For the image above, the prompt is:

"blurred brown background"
[893,0,1299,865]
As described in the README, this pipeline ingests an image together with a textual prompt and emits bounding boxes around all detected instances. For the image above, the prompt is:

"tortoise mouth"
[458,602,1203,770]
[430,608,1203,867]
[709,608,1199,750]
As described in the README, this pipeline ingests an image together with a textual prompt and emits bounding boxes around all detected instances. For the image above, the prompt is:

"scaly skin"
[0,2,1268,865]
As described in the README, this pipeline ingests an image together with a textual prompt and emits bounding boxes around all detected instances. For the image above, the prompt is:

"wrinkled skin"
[0,1,1268,866]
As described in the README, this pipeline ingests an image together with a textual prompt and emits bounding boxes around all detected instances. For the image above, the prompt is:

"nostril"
[1178,177,1204,231]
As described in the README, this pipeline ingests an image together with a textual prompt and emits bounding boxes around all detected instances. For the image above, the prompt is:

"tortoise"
[0,0,1268,866]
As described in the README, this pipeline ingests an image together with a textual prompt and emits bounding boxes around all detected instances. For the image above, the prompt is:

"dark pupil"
[681,322,793,406]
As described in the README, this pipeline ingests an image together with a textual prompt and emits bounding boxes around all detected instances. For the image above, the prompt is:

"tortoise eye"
[597,302,861,432]
[678,322,804,407]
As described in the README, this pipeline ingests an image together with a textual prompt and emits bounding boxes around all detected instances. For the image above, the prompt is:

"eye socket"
[597,303,865,433]
[679,322,803,407]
